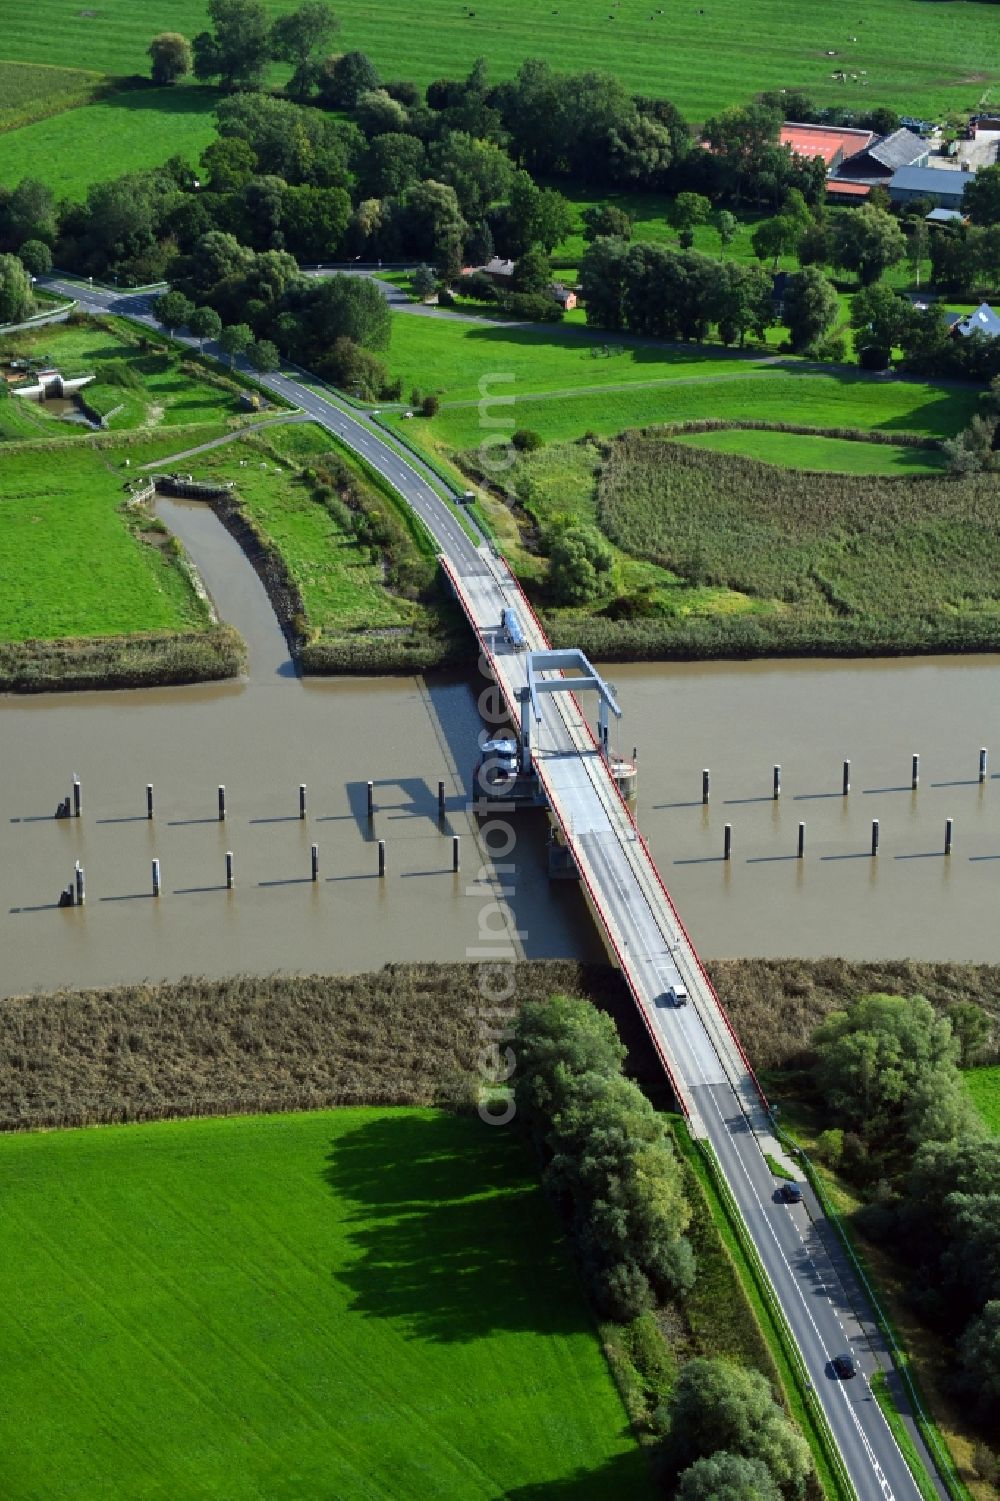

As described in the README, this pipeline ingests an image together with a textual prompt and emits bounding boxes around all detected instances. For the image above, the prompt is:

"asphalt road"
[41,275,940,1501]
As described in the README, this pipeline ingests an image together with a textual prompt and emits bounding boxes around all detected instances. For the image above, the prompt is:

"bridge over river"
[41,273,944,1501]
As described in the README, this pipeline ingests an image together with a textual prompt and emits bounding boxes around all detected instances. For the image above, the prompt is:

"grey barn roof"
[865,128,927,171]
[890,165,975,195]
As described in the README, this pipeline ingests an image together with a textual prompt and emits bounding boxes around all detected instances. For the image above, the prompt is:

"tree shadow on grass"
[323,1111,590,1343]
[500,1446,654,1501]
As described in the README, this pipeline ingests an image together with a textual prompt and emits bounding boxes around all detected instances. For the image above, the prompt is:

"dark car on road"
[779,1180,803,1204]
[833,1353,857,1379]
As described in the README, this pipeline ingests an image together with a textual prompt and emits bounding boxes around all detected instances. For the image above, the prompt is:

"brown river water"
[2,498,999,998]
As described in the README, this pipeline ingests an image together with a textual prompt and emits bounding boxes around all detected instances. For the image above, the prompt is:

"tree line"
[807,993,999,1437]
[514,995,814,1499]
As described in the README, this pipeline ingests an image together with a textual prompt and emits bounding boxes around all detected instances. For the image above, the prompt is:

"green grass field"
[387,311,771,403]
[0,1108,650,1501]
[0,445,208,640]
[182,423,427,630]
[964,1066,1000,1133]
[0,85,219,199]
[673,428,947,474]
[3,0,999,122]
[397,362,979,452]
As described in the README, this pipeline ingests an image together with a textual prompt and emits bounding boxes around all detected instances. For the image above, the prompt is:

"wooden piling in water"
[367,781,374,818]
[723,824,732,862]
[912,754,920,790]
[378,839,386,878]
[311,843,319,882]
[980,748,988,784]
[218,785,226,822]
[299,784,307,820]
[773,764,781,801]
[798,822,806,859]
[73,776,81,818]
[945,818,954,856]
[842,760,850,797]
[147,783,154,821]
[871,819,880,857]
[702,769,710,805]
[226,851,234,889]
[152,859,160,897]
[452,835,460,872]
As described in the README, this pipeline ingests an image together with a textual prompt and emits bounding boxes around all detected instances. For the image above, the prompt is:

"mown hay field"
[0,85,220,199]
[0,1108,649,1501]
[596,432,1000,643]
[2,0,998,122]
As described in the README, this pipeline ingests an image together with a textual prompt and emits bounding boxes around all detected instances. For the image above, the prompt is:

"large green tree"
[269,0,339,98]
[813,994,977,1152]
[154,290,194,335]
[0,253,35,325]
[963,164,1000,226]
[361,133,425,199]
[547,523,613,604]
[832,204,906,285]
[781,266,838,352]
[656,1358,812,1495]
[676,1451,783,1501]
[188,304,222,349]
[850,282,914,360]
[193,0,271,89]
[428,132,514,221]
[147,32,192,85]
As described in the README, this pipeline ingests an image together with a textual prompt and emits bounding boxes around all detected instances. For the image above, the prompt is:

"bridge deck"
[442,549,770,1142]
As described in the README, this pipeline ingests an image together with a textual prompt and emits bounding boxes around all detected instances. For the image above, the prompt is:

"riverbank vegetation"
[0,1107,650,1501]
[4,955,996,1133]
[467,430,1000,660]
